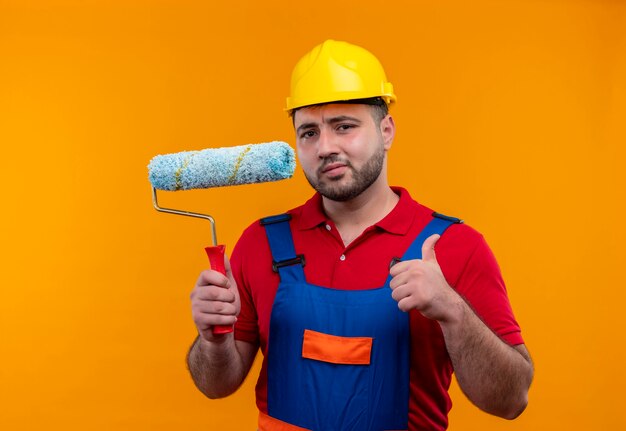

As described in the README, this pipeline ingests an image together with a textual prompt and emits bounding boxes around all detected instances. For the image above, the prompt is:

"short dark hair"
[291,97,389,126]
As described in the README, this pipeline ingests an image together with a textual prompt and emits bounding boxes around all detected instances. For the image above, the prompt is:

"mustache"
[317,156,353,175]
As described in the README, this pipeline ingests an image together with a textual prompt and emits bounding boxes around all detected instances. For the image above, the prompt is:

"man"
[187,40,533,431]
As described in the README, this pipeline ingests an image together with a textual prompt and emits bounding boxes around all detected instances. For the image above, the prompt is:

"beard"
[304,143,385,202]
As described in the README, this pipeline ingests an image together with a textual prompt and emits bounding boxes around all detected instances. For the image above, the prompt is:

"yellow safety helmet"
[286,40,396,112]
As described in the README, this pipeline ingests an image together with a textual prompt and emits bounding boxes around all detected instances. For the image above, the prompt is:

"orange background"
[1,1,625,430]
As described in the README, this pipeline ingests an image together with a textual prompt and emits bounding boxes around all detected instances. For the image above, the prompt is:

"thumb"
[222,253,239,292]
[223,253,234,279]
[421,234,440,262]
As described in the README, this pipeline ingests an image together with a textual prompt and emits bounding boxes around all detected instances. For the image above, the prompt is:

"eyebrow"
[296,115,362,134]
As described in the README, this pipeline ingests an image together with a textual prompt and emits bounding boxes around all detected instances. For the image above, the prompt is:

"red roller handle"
[204,244,234,335]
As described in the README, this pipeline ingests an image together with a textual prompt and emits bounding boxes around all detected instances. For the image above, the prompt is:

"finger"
[191,285,236,303]
[223,254,238,289]
[389,258,425,279]
[421,234,440,262]
[389,259,411,278]
[196,314,238,333]
[389,270,412,290]
[193,300,238,317]
[390,285,417,312]
[397,296,419,313]
[196,269,230,288]
[390,283,408,302]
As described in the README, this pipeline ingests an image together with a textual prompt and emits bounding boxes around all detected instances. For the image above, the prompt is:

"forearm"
[186,335,250,399]
[440,297,533,419]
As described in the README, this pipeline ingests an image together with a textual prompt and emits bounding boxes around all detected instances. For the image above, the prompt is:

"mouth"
[320,162,348,178]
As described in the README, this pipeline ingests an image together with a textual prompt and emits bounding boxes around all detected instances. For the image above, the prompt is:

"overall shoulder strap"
[401,212,463,260]
[386,212,463,284]
[260,214,306,283]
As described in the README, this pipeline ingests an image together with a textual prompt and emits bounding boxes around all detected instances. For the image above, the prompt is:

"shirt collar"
[295,186,417,235]
[375,186,417,235]
[297,193,327,230]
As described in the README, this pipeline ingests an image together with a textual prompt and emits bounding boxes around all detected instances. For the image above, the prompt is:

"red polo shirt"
[232,187,523,431]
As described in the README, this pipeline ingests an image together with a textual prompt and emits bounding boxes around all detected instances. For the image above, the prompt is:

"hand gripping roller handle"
[148,142,296,335]
[152,187,233,334]
[204,244,233,335]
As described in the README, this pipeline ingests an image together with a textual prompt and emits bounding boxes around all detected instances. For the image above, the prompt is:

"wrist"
[194,332,233,358]
[201,331,233,347]
[438,291,467,327]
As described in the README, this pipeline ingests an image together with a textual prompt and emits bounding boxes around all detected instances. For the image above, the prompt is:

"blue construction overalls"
[260,212,461,431]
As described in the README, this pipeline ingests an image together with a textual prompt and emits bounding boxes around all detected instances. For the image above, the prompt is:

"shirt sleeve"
[451,231,524,346]
[231,223,261,345]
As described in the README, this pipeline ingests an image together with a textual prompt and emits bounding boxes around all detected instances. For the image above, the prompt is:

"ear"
[380,114,395,150]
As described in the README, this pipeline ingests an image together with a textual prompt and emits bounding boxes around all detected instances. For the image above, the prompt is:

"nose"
[317,128,339,159]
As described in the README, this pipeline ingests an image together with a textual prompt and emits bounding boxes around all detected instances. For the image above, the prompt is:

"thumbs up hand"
[389,234,463,322]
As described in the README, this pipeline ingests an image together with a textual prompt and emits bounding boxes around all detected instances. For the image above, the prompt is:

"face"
[294,103,394,202]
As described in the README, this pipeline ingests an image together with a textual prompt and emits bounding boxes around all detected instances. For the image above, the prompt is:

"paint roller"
[148,141,296,334]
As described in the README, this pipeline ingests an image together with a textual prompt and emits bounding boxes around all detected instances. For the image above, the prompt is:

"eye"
[337,124,355,132]
[300,130,317,139]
